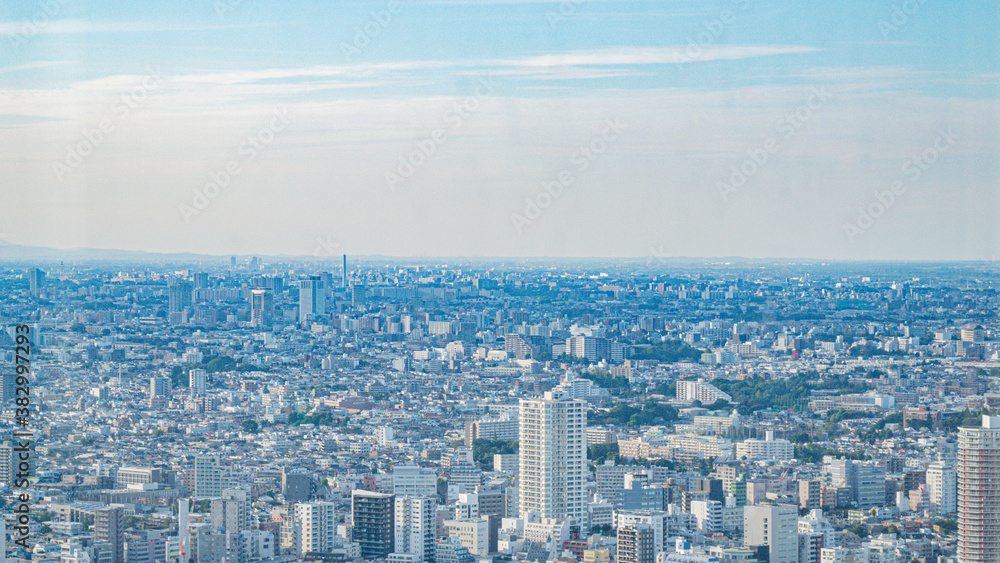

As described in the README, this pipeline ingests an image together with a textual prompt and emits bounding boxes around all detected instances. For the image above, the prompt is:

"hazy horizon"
[2,0,998,260]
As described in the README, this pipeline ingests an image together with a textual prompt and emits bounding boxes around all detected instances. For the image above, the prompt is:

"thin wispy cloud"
[0,19,275,36]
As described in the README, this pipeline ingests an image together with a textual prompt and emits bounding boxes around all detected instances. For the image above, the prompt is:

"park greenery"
[630,339,703,363]
[590,400,679,427]
[710,372,871,415]
[472,439,518,471]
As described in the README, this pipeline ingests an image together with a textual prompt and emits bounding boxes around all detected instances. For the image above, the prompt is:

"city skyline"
[1,1,998,260]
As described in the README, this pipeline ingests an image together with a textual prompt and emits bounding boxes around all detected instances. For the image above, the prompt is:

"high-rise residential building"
[293,502,337,556]
[744,504,798,563]
[393,496,436,563]
[193,454,228,498]
[352,490,395,560]
[519,390,587,523]
[0,444,15,486]
[392,466,438,498]
[617,524,655,563]
[957,415,1000,563]
[27,268,45,297]
[927,460,957,515]
[150,376,171,397]
[193,272,210,289]
[189,369,207,397]
[824,459,885,509]
[250,289,274,327]
[736,431,794,462]
[690,500,723,533]
[854,462,886,509]
[676,379,732,404]
[298,277,325,322]
[615,512,665,555]
[168,280,193,312]
[799,480,822,510]
[211,489,249,534]
[464,416,519,447]
[95,507,125,563]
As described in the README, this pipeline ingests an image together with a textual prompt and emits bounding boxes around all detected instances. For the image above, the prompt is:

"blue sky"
[1,0,998,259]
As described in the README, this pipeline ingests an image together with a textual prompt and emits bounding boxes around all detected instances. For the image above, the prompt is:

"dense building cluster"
[1,258,999,563]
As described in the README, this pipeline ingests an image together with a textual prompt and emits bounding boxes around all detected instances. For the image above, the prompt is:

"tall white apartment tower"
[293,502,337,556]
[519,390,587,523]
[393,496,436,563]
[189,369,207,397]
[957,415,1000,563]
[193,454,227,498]
[926,459,957,515]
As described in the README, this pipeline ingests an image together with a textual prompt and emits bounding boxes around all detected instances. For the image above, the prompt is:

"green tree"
[588,443,619,464]
[471,439,518,470]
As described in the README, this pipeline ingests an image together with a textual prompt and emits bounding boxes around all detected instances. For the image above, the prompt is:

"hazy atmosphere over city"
[2,0,998,259]
[3,5,1000,563]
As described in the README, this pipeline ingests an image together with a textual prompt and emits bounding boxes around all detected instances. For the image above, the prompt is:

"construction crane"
[777,465,792,485]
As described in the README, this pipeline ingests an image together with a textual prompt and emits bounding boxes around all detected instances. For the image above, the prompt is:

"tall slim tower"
[393,496,436,563]
[293,502,337,556]
[343,255,348,288]
[27,268,45,297]
[352,490,395,560]
[927,459,957,515]
[957,415,1000,563]
[518,390,587,523]
[95,507,125,563]
[189,369,207,397]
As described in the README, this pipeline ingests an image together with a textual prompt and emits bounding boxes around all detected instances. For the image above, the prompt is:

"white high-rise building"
[691,500,723,533]
[519,390,587,523]
[958,415,1000,563]
[744,504,798,563]
[926,460,957,515]
[189,369,207,396]
[736,431,794,461]
[193,454,228,498]
[676,379,732,404]
[393,496,435,563]
[393,466,437,498]
[293,502,337,556]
